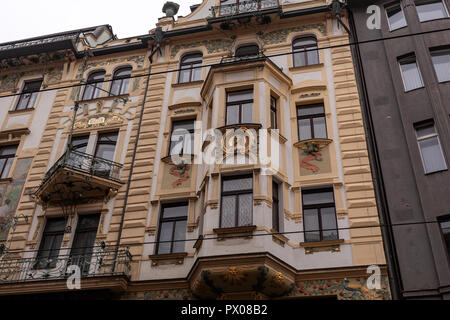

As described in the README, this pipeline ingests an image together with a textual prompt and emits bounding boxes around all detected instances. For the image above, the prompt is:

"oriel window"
[179,53,203,83]
[220,175,253,228]
[226,90,253,125]
[292,37,319,67]
[110,67,132,96]
[82,71,105,100]
[157,203,188,254]
[15,79,42,110]
[0,145,17,179]
[415,122,447,174]
[297,104,327,141]
[169,120,195,156]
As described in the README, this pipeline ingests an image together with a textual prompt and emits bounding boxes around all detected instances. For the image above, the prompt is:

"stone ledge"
[213,225,257,241]
[149,252,188,266]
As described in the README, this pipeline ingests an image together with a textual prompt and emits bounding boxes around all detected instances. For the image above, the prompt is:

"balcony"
[35,149,123,205]
[0,247,131,284]
[210,0,280,19]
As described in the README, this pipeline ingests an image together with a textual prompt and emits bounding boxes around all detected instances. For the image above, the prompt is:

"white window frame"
[415,0,449,22]
[415,123,448,174]
[386,3,408,31]
[399,57,424,92]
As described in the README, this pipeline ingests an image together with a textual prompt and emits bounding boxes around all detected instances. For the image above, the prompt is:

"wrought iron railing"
[210,0,280,18]
[221,51,266,64]
[0,247,131,284]
[42,149,123,185]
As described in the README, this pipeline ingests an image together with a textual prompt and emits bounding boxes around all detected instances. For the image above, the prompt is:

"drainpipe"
[112,27,164,272]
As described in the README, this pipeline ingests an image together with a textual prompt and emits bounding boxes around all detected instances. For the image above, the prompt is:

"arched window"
[292,37,319,67]
[82,71,105,100]
[110,67,132,96]
[235,44,259,58]
[179,53,203,83]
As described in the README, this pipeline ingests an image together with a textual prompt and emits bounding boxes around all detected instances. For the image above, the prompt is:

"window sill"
[424,168,448,176]
[0,178,12,184]
[271,230,289,247]
[149,252,188,266]
[172,80,204,88]
[289,63,324,72]
[8,108,35,115]
[78,94,130,104]
[213,225,257,241]
[300,239,344,254]
[193,235,204,251]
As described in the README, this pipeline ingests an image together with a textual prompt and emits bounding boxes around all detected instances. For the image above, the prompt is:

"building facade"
[348,0,450,300]
[0,0,390,300]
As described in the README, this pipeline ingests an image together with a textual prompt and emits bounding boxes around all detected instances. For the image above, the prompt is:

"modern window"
[297,104,327,141]
[235,44,259,58]
[386,3,408,31]
[110,67,132,96]
[399,57,424,91]
[70,214,100,275]
[221,175,253,228]
[71,135,90,154]
[179,53,202,83]
[302,188,338,242]
[272,181,280,232]
[0,145,17,179]
[15,79,42,110]
[169,120,195,156]
[35,218,66,269]
[156,203,188,254]
[415,122,447,174]
[431,49,450,82]
[415,0,448,22]
[82,71,105,100]
[226,90,253,125]
[292,37,319,67]
[270,96,278,129]
[438,216,450,257]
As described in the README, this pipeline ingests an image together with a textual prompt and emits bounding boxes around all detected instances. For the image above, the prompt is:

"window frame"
[292,36,319,68]
[414,122,448,174]
[82,70,106,101]
[225,89,254,125]
[430,48,450,83]
[415,0,449,22]
[35,217,66,269]
[110,67,132,96]
[302,187,339,243]
[438,215,450,261]
[270,96,278,129]
[272,180,280,232]
[220,175,254,228]
[178,53,203,84]
[398,56,424,92]
[94,131,118,161]
[169,119,196,156]
[15,79,43,111]
[156,202,188,255]
[0,145,18,179]
[296,103,328,141]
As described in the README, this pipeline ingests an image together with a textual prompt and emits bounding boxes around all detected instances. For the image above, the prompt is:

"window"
[235,44,259,58]
[179,53,202,83]
[110,67,132,96]
[35,218,66,269]
[0,145,17,179]
[438,216,450,257]
[292,37,319,67]
[71,135,90,154]
[386,3,407,31]
[82,71,105,100]
[431,50,450,82]
[71,214,100,275]
[270,96,278,129]
[169,120,195,156]
[220,175,253,228]
[15,79,42,110]
[95,132,118,162]
[416,0,448,22]
[272,181,280,232]
[157,203,188,254]
[399,58,424,91]
[297,104,327,141]
[415,122,447,174]
[226,90,253,125]
[302,188,338,242]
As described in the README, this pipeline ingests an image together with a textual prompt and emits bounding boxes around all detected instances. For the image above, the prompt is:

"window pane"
[298,119,312,141]
[387,5,407,30]
[307,48,319,65]
[227,90,253,103]
[179,68,191,83]
[95,144,115,161]
[419,137,447,173]
[223,177,253,192]
[271,109,277,129]
[241,103,253,123]
[172,220,187,253]
[120,78,130,95]
[303,189,334,206]
[416,1,448,22]
[432,52,450,82]
[45,218,66,233]
[16,94,30,110]
[98,132,118,143]
[110,80,121,96]
[321,207,338,241]
[157,221,174,254]
[238,193,253,226]
[297,105,324,117]
[0,145,17,156]
[72,136,89,153]
[313,117,327,139]
[235,45,259,57]
[221,195,236,228]
[416,124,436,138]
[440,219,450,255]
[304,209,320,242]
[192,63,202,81]
[28,92,39,109]
[163,204,188,219]
[182,55,202,64]
[0,158,14,179]
[400,61,423,91]
[82,85,94,100]
[293,51,306,67]
[226,104,240,125]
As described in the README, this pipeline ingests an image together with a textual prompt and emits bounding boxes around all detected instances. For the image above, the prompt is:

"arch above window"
[292,36,319,67]
[82,70,105,101]
[110,67,132,96]
[235,44,259,58]
[179,53,203,83]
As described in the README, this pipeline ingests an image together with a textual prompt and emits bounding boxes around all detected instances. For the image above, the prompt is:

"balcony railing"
[0,247,131,284]
[42,149,123,185]
[210,0,280,18]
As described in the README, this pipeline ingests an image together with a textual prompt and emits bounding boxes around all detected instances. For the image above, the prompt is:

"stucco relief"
[259,24,327,46]
[75,55,145,79]
[170,39,234,58]
[0,66,63,91]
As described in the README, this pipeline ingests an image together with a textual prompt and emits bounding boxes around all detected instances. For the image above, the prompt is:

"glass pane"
[45,218,66,233]
[23,80,42,93]
[294,38,317,47]
[432,52,450,82]
[163,204,188,218]
[241,103,253,123]
[313,117,327,139]
[93,84,103,99]
[417,1,448,22]
[110,80,121,96]
[293,51,306,67]
[226,104,240,125]
[235,45,259,57]
[227,90,253,103]
[304,209,320,242]
[271,109,277,129]
[223,177,253,192]
[82,85,94,100]
[419,137,447,173]
[0,145,17,156]
[0,159,6,176]
[157,221,174,254]
[321,207,338,241]
[16,94,30,110]
[121,78,130,95]
[221,195,236,228]
[170,137,183,155]
[28,92,39,109]
[238,193,253,226]
[172,220,187,253]
[192,64,202,81]
[303,189,334,206]
[72,136,89,153]
[95,144,116,161]
[298,119,312,141]
[114,68,131,78]
[77,215,100,230]
[1,158,14,179]
[307,48,319,65]
[297,105,324,117]
[416,124,436,138]
[400,62,423,91]
[183,133,194,155]
[179,68,191,83]
[182,55,202,64]
[387,5,407,30]
[173,121,195,132]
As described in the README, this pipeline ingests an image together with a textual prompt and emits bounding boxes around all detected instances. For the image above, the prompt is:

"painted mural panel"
[299,144,331,176]
[0,158,32,241]
[161,163,192,190]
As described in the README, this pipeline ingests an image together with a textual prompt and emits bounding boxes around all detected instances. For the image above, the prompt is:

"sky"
[0,0,202,43]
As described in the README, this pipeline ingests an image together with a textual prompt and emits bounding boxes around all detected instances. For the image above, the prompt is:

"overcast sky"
[0,0,202,43]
